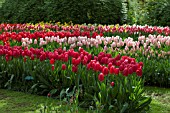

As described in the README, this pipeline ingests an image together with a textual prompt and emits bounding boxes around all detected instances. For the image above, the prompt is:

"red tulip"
[30,54,34,60]
[136,69,142,77]
[98,73,105,82]
[8,50,12,56]
[95,62,101,71]
[72,58,76,65]
[22,51,25,57]
[102,67,109,75]
[101,57,108,64]
[131,60,136,64]
[87,63,91,70]
[62,64,66,70]
[5,55,9,62]
[108,62,112,70]
[110,82,115,87]
[132,64,138,72]
[122,56,128,60]
[139,62,143,67]
[119,64,124,71]
[63,54,68,62]
[39,55,44,61]
[112,58,116,65]
[94,56,98,61]
[87,54,92,61]
[115,54,121,60]
[0,49,3,55]
[116,60,121,66]
[113,68,119,75]
[72,65,78,73]
[79,47,84,52]
[52,65,55,71]
[128,67,133,74]
[24,57,27,62]
[50,58,55,64]
[123,68,128,76]
[106,53,112,58]
[92,32,98,38]
[109,66,115,74]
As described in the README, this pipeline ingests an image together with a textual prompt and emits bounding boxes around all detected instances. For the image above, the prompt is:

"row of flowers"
[0,23,170,35]
[20,35,169,59]
[1,31,170,48]
[20,34,170,48]
[1,31,169,45]
[1,32,169,60]
[0,45,143,78]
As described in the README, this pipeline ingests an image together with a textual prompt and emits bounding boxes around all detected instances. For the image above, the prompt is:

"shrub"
[0,0,123,24]
[144,0,170,26]
[126,0,170,26]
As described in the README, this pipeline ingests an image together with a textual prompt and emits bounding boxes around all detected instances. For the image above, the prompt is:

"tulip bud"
[34,39,37,44]
[51,65,55,71]
[98,73,104,82]
[62,64,66,70]
[110,82,115,87]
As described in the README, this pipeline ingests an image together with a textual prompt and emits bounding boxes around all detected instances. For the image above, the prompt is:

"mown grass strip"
[0,86,169,113]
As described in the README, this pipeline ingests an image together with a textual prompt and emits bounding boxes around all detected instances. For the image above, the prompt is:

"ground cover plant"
[0,87,169,113]
[0,23,170,112]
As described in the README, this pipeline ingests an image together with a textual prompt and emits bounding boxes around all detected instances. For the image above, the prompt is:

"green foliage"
[127,0,170,26]
[0,0,123,24]
[144,0,170,26]
[142,58,170,87]
[93,74,151,113]
[0,0,5,7]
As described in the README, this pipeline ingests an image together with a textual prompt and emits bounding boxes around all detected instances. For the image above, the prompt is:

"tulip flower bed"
[0,23,169,87]
[0,45,151,112]
[0,23,169,112]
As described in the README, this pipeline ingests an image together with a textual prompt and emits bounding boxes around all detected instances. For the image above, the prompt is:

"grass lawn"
[0,86,169,113]
[0,89,57,113]
[145,86,170,113]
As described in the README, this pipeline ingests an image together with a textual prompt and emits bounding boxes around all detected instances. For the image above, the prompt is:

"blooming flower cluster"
[1,23,170,35]
[0,45,143,83]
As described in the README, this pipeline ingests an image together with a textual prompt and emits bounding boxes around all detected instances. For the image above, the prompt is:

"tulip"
[98,73,105,82]
[123,68,128,76]
[51,65,55,71]
[110,82,115,87]
[23,57,27,62]
[22,42,27,47]
[136,69,142,77]
[50,58,55,64]
[72,65,78,73]
[62,64,66,70]
[113,68,119,75]
[109,66,115,74]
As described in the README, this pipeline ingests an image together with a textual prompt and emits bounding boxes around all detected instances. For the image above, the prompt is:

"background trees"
[0,0,169,26]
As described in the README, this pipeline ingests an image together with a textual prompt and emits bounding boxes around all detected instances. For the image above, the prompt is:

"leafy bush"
[142,58,170,87]
[144,0,170,26]
[126,0,170,26]
[0,0,123,24]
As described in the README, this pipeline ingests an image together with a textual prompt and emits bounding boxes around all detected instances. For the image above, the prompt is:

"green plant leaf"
[120,102,129,113]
